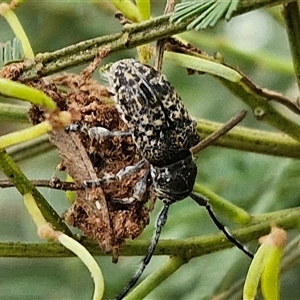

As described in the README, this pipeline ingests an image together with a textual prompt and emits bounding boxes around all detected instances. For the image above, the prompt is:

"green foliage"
[0,38,24,68]
[170,0,239,29]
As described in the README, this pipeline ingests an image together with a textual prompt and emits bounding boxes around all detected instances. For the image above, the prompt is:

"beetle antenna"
[115,201,171,300]
[190,192,254,259]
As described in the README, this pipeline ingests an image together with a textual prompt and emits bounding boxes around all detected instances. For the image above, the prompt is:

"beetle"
[77,59,253,299]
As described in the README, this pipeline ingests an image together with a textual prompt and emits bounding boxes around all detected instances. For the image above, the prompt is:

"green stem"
[0,103,29,122]
[55,231,105,300]
[193,183,252,225]
[16,0,291,82]
[1,206,300,258]
[214,234,300,299]
[110,0,141,22]
[2,102,300,159]
[0,121,51,148]
[125,256,186,300]
[164,51,300,142]
[0,78,56,111]
[0,149,71,234]
[136,0,151,21]
[197,118,300,159]
[282,2,300,93]
[0,3,34,59]
[219,77,300,141]
[7,135,53,162]
[178,31,293,75]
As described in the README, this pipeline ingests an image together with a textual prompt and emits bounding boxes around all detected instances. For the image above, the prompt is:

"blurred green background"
[1,1,300,299]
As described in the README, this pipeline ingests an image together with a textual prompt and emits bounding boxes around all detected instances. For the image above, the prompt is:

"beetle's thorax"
[150,154,197,203]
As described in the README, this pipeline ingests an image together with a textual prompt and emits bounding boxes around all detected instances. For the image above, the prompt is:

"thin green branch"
[0,149,71,234]
[0,121,51,148]
[6,135,53,162]
[125,256,186,300]
[178,31,293,75]
[197,118,300,159]
[110,0,142,22]
[219,77,300,141]
[164,40,298,114]
[164,51,300,142]
[42,226,105,300]
[0,206,300,258]
[2,102,300,159]
[214,235,300,299]
[0,3,34,59]
[193,184,252,225]
[282,2,300,94]
[0,102,29,122]
[0,78,57,110]
[9,0,292,82]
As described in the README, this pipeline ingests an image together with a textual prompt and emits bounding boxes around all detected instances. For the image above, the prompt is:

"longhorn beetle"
[72,59,254,299]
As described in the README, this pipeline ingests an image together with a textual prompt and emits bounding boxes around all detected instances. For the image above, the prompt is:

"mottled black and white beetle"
[77,59,253,299]
[109,59,200,201]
